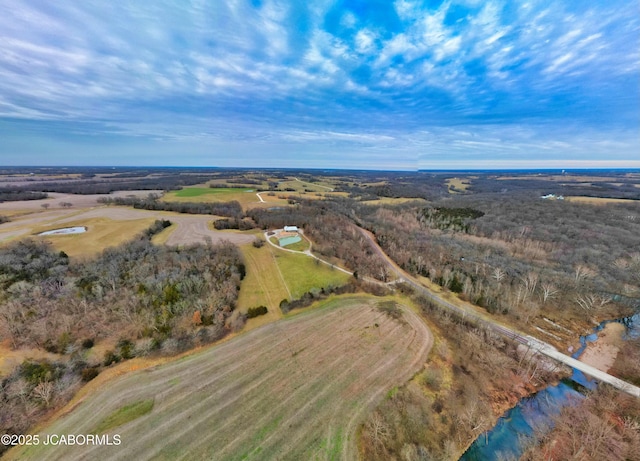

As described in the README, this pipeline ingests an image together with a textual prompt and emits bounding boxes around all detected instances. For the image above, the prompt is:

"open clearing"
[564,196,640,205]
[273,250,351,299]
[445,177,471,193]
[0,206,255,253]
[237,244,289,325]
[162,186,270,209]
[237,241,351,329]
[12,297,432,461]
[0,190,161,212]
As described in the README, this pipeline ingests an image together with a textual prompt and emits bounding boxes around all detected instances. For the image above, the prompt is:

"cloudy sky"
[0,0,638,169]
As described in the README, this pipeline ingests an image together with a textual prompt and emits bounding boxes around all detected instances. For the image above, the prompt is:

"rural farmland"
[9,297,432,461]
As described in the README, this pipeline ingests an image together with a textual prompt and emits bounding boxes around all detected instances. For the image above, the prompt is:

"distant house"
[284,225,298,232]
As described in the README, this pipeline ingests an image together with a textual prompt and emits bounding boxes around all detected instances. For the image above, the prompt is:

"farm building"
[284,225,298,232]
[278,231,302,247]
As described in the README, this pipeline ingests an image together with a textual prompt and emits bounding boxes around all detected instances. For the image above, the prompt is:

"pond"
[38,226,87,236]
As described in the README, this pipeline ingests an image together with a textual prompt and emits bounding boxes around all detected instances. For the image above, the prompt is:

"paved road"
[355,227,640,398]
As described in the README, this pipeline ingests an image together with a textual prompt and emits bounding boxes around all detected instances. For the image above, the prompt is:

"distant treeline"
[99,196,243,218]
[18,175,214,195]
[0,189,48,202]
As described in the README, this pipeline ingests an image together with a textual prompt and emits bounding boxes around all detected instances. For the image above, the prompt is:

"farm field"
[163,184,349,209]
[162,186,270,209]
[10,297,433,461]
[564,196,640,204]
[445,177,471,193]
[0,206,256,255]
[33,216,157,258]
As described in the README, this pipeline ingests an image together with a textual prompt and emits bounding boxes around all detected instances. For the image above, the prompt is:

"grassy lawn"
[281,237,309,252]
[238,242,351,327]
[273,250,351,299]
[237,244,289,326]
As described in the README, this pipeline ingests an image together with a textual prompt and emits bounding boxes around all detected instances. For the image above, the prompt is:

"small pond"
[38,226,87,236]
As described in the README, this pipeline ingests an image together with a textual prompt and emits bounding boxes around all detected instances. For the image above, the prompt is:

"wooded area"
[0,222,245,453]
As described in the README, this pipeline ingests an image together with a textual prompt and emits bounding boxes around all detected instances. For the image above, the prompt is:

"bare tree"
[492,267,506,284]
[32,381,54,407]
[540,282,559,304]
[574,264,596,285]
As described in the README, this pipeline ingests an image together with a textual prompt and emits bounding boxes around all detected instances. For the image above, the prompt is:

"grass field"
[273,250,351,299]
[565,196,640,204]
[163,186,290,210]
[174,187,254,197]
[445,177,471,193]
[10,297,432,461]
[237,242,351,328]
[281,238,309,252]
[33,217,157,258]
[237,244,290,325]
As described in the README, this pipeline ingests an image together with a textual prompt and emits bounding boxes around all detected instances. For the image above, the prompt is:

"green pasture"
[273,251,351,299]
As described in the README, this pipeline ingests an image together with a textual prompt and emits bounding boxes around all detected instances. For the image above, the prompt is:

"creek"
[460,312,639,461]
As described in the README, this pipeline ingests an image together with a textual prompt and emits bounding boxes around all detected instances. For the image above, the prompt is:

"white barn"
[283,226,298,232]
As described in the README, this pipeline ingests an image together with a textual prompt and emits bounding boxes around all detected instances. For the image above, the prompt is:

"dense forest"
[0,223,245,453]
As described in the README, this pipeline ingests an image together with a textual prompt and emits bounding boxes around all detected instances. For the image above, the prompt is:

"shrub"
[117,339,135,360]
[81,338,95,349]
[81,367,100,382]
[103,350,121,366]
[246,306,268,318]
[20,360,59,385]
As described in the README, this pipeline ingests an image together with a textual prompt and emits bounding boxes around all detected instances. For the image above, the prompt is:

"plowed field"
[12,297,431,461]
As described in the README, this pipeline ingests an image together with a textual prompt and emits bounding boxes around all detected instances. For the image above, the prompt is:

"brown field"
[0,190,161,212]
[10,297,432,461]
[565,196,640,204]
[0,206,256,253]
[161,215,256,246]
[361,197,427,205]
[34,217,157,258]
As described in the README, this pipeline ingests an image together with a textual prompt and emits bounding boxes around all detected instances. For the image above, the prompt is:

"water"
[38,226,87,236]
[460,312,638,460]
[461,382,583,461]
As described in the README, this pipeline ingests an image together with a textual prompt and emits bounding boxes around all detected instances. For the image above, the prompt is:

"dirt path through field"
[12,297,432,461]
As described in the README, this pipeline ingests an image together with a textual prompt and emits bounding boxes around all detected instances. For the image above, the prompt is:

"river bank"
[578,322,625,373]
[461,312,638,460]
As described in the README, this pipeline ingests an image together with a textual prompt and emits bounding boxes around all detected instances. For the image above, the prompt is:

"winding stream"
[460,312,639,461]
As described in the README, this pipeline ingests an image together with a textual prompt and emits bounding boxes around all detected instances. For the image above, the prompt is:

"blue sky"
[0,0,638,169]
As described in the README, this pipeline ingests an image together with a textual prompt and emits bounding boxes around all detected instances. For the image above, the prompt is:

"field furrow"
[11,297,432,461]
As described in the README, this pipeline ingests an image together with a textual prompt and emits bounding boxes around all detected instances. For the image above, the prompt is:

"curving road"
[355,226,640,398]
